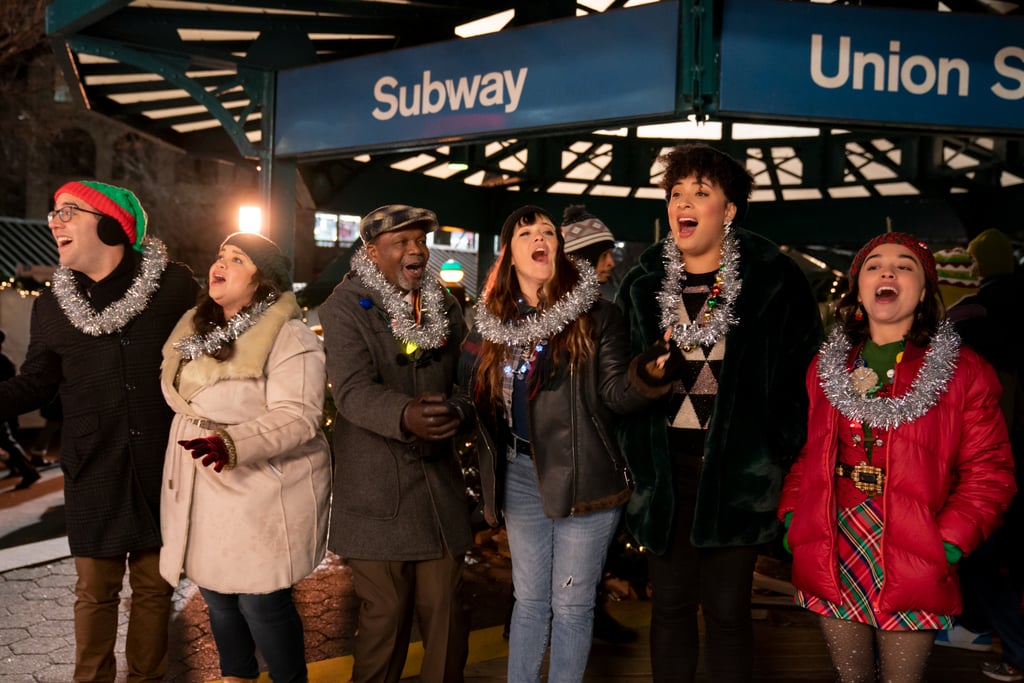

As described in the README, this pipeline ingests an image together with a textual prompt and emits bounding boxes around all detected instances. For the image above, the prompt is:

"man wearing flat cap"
[0,180,198,681]
[320,205,472,683]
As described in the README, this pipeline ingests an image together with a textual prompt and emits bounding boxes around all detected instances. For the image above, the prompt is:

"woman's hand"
[943,541,963,566]
[636,329,684,386]
[782,511,794,554]
[179,436,230,473]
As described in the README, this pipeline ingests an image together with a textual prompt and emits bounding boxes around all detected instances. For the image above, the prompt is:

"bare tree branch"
[0,0,47,70]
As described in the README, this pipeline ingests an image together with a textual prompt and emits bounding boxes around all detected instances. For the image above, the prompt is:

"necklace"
[52,237,169,336]
[475,258,600,348]
[351,247,449,350]
[657,224,742,351]
[173,295,276,360]
[818,319,959,430]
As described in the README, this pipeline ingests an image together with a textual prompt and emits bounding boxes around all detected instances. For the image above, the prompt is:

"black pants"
[648,454,759,683]
[0,420,36,479]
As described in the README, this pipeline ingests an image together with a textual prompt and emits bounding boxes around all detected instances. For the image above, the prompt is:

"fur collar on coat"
[161,292,301,410]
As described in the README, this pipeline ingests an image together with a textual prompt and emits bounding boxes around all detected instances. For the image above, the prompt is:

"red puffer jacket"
[779,340,1015,615]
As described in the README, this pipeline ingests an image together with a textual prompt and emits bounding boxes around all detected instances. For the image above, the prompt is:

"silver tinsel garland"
[474,258,600,347]
[52,237,169,336]
[817,319,960,430]
[658,225,742,349]
[351,247,449,349]
[173,295,276,360]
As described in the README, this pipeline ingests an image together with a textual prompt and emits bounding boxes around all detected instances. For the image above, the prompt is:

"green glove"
[943,541,963,566]
[782,511,794,555]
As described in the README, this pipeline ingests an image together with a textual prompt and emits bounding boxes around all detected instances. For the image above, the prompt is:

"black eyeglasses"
[47,206,107,223]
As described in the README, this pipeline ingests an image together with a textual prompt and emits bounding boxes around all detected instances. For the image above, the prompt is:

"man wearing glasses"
[0,181,197,682]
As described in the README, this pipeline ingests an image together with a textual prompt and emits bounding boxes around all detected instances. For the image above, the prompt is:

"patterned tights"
[819,616,936,683]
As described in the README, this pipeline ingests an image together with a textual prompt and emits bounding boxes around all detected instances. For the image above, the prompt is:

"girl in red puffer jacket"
[779,232,1016,683]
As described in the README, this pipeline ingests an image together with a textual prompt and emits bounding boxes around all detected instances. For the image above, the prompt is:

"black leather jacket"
[463,299,662,524]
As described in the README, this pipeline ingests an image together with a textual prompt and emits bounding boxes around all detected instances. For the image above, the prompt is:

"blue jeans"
[199,586,307,683]
[502,451,622,683]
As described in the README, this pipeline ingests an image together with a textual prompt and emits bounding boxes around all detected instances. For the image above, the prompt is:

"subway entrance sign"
[719,0,1024,133]
[275,2,680,157]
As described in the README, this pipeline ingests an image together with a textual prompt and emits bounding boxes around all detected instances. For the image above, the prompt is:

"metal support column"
[253,68,294,265]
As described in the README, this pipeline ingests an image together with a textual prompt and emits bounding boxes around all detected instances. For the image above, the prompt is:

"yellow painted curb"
[211,600,651,682]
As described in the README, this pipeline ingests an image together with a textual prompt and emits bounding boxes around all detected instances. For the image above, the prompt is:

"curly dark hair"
[191,269,282,361]
[657,143,754,222]
[834,276,945,348]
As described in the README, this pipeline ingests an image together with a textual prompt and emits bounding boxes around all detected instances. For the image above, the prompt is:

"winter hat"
[849,232,937,288]
[221,232,292,292]
[54,180,147,252]
[499,205,557,249]
[561,204,615,267]
[359,205,438,243]
[933,247,979,309]
[968,228,1015,278]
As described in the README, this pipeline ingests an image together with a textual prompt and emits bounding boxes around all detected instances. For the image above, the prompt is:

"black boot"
[14,468,40,490]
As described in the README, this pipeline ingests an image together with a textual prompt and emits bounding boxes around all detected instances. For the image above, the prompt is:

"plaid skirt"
[795,497,953,631]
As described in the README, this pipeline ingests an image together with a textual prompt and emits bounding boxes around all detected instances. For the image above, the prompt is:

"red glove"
[179,436,230,473]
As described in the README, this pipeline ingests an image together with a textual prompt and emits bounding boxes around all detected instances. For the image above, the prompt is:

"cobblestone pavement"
[1,447,513,683]
[0,553,354,683]
[0,538,510,683]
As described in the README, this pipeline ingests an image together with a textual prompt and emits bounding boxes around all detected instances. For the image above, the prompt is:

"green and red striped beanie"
[54,180,147,252]
[849,232,937,287]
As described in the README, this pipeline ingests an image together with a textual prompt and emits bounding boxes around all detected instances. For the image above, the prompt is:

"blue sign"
[275,2,679,156]
[720,0,1024,132]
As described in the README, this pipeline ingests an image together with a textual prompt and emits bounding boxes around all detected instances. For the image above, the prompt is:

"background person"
[161,232,330,683]
[0,328,39,489]
[0,180,197,681]
[617,143,823,683]
[561,204,617,289]
[464,205,681,683]
[780,232,1016,683]
[944,229,1024,682]
[319,205,472,683]
[29,396,63,468]
[932,246,980,316]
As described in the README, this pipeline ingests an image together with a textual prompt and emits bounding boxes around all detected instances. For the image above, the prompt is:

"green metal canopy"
[44,0,1024,252]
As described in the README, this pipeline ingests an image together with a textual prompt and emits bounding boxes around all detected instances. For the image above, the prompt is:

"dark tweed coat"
[0,254,196,557]
[320,273,472,561]
[617,229,823,554]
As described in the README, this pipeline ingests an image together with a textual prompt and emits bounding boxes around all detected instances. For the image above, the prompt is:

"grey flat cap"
[359,204,439,243]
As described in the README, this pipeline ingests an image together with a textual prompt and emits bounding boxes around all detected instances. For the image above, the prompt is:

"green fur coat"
[617,229,823,553]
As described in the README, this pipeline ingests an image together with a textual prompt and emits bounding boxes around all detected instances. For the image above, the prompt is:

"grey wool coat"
[320,272,472,561]
[0,249,197,557]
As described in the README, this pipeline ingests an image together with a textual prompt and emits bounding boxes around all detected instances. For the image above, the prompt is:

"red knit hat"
[54,180,147,252]
[849,232,937,287]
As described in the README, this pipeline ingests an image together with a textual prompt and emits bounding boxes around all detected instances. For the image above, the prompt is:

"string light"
[0,277,44,298]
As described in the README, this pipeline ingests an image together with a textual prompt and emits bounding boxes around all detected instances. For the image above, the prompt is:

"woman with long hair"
[780,232,1016,683]
[463,205,679,683]
[160,232,331,683]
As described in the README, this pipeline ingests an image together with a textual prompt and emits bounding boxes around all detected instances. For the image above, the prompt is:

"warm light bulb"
[238,205,262,233]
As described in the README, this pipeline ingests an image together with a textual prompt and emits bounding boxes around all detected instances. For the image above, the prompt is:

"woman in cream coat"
[160,232,330,683]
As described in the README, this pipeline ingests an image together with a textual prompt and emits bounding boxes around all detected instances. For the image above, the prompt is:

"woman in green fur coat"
[617,143,823,683]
